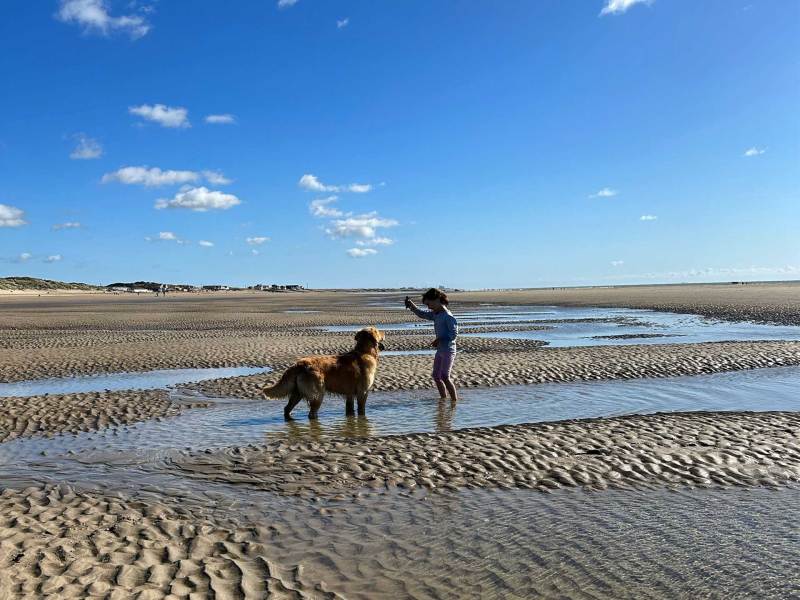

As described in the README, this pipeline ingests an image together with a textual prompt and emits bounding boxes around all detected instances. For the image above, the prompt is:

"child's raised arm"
[405,298,435,321]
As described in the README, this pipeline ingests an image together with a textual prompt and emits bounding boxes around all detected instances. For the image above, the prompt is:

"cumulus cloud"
[347,248,377,258]
[337,18,349,28]
[309,196,344,218]
[204,114,236,124]
[56,0,151,39]
[129,104,190,128]
[600,0,651,16]
[102,166,198,186]
[589,187,618,198]
[298,174,372,194]
[201,170,232,185]
[743,147,766,157]
[611,260,625,267]
[198,240,214,247]
[246,236,270,245]
[325,213,398,239]
[159,231,177,240]
[155,187,241,212]
[277,0,298,7]
[355,237,394,247]
[53,222,82,230]
[18,252,32,262]
[45,255,63,263]
[102,166,230,187]
[69,133,103,159]
[0,204,27,227]
[640,215,658,221]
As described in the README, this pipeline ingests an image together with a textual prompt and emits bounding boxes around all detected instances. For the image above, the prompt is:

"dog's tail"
[262,364,303,398]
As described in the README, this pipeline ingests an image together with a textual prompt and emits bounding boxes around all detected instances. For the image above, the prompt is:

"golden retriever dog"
[263,327,385,420]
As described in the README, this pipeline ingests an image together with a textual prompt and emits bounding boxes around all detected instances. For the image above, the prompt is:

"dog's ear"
[354,330,364,342]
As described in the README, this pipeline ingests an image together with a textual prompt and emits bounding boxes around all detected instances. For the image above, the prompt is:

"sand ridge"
[0,391,209,444]
[0,484,341,599]
[166,410,800,497]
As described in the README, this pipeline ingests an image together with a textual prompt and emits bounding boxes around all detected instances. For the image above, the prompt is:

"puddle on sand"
[326,305,800,348]
[0,366,270,398]
[2,366,799,480]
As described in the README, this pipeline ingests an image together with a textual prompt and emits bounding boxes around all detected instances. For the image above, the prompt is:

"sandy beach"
[1,283,799,598]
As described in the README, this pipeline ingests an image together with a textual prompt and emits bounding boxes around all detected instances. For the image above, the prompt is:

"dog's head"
[355,327,385,352]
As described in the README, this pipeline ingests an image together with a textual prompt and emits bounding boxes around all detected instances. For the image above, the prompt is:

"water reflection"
[435,398,457,432]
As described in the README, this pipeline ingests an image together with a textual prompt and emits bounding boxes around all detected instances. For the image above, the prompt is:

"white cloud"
[743,147,766,157]
[277,0,298,7]
[56,0,151,39]
[337,18,349,29]
[201,170,232,185]
[53,222,82,230]
[600,0,651,16]
[69,133,103,159]
[0,204,28,227]
[102,166,230,187]
[589,187,618,198]
[298,174,372,194]
[155,187,241,212]
[102,166,199,186]
[640,215,658,221]
[159,231,177,241]
[356,237,394,247]
[246,236,270,245]
[45,255,63,263]
[251,249,260,256]
[610,260,625,266]
[347,248,378,258]
[325,213,398,239]
[346,183,372,193]
[198,240,214,247]
[19,252,32,262]
[204,114,236,125]
[129,104,190,128]
[309,196,344,218]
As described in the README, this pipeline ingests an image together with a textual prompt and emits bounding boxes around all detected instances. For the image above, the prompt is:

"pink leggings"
[432,351,456,381]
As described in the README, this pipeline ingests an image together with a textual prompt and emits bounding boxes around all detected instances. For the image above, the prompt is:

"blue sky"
[1,0,798,288]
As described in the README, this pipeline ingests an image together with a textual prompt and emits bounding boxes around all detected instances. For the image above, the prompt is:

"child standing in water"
[405,288,459,402]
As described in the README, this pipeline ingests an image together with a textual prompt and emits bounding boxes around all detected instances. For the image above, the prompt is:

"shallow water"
[0,366,270,397]
[2,366,799,480]
[326,305,800,347]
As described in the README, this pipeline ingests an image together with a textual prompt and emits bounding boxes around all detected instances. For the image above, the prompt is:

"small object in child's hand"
[405,295,411,308]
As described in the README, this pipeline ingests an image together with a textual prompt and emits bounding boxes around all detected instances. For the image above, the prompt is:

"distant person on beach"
[405,288,459,402]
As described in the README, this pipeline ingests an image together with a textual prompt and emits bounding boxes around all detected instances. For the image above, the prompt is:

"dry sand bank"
[0,390,209,444]
[453,281,800,325]
[191,340,800,398]
[0,484,339,599]
[168,410,800,498]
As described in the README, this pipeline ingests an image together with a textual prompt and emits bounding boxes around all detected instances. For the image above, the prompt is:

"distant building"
[202,285,230,291]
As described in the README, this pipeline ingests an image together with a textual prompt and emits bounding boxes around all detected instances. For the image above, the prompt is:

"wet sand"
[168,410,800,497]
[1,284,800,597]
[454,281,800,325]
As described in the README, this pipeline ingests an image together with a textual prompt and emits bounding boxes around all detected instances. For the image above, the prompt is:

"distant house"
[285,284,304,291]
[108,286,131,293]
[202,285,230,291]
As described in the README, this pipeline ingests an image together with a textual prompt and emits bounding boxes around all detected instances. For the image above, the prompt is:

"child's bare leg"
[434,378,447,399]
[442,377,458,402]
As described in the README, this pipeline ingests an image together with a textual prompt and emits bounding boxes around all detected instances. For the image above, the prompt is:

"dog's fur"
[263,327,385,419]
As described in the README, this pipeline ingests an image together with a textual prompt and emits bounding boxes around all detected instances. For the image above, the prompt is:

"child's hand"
[430,338,439,348]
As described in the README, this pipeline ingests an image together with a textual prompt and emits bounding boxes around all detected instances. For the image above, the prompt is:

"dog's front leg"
[345,396,355,416]
[356,392,368,416]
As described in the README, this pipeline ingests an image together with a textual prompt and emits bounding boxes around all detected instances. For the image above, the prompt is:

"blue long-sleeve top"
[409,305,458,352]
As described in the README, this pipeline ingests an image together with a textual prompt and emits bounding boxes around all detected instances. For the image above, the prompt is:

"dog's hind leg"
[284,389,303,420]
[356,392,368,417]
[345,396,355,416]
[308,393,324,420]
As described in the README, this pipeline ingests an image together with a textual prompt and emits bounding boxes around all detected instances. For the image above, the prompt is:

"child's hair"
[421,288,449,306]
